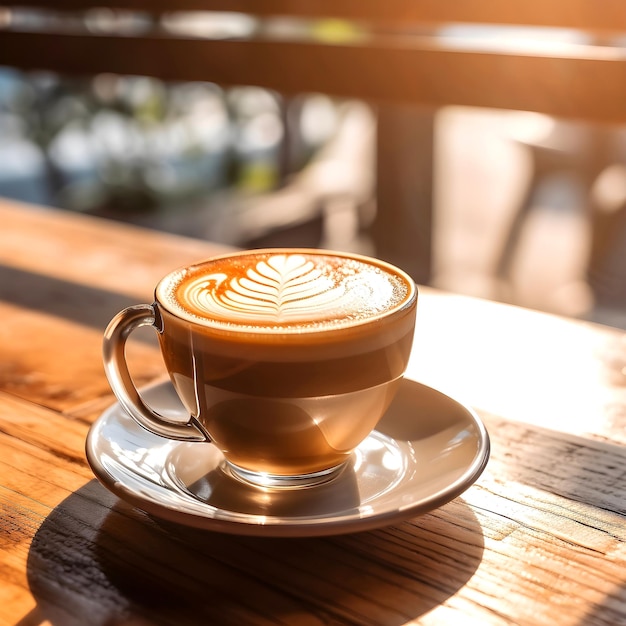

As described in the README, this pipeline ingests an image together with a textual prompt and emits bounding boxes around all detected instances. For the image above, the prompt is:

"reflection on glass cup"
[103,249,417,489]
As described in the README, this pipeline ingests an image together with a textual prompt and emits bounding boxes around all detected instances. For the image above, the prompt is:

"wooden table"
[1,198,625,625]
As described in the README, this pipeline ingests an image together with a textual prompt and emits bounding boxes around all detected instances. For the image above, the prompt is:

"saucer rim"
[86,379,490,537]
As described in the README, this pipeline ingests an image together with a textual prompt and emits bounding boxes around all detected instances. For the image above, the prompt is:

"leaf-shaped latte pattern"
[169,252,410,330]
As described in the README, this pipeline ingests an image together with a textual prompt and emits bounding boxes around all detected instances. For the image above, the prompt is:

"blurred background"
[2,7,626,329]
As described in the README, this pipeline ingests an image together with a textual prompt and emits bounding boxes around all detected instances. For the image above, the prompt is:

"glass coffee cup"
[103,249,417,489]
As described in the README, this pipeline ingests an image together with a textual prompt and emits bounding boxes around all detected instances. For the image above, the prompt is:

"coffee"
[103,249,417,487]
[158,251,411,332]
[155,251,414,385]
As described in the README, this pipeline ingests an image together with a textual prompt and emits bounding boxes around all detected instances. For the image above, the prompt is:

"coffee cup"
[103,249,417,488]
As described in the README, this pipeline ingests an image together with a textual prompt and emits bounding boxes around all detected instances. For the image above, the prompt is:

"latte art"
[159,251,412,332]
[184,254,393,323]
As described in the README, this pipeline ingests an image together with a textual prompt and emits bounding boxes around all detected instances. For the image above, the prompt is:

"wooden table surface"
[1,198,625,626]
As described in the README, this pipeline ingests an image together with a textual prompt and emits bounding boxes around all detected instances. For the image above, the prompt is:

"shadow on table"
[0,264,152,338]
[580,583,626,626]
[24,480,485,626]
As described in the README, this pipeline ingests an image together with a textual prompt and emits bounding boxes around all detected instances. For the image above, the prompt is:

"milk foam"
[158,251,413,332]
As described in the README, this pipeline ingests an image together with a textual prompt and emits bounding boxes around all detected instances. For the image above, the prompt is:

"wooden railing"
[2,3,626,121]
[3,1,626,31]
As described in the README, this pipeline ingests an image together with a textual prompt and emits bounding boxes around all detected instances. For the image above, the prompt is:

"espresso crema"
[157,250,414,333]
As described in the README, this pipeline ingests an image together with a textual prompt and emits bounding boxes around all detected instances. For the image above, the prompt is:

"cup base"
[224,460,349,490]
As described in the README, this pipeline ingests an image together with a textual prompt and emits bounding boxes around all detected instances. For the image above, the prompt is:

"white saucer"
[86,379,490,537]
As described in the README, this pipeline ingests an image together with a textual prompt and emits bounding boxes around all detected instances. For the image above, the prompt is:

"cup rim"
[154,248,417,338]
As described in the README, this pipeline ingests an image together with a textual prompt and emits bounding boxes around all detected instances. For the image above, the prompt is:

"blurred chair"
[588,162,626,312]
[495,119,612,291]
[3,0,626,291]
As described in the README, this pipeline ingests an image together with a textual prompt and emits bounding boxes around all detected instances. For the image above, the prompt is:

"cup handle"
[103,304,210,442]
